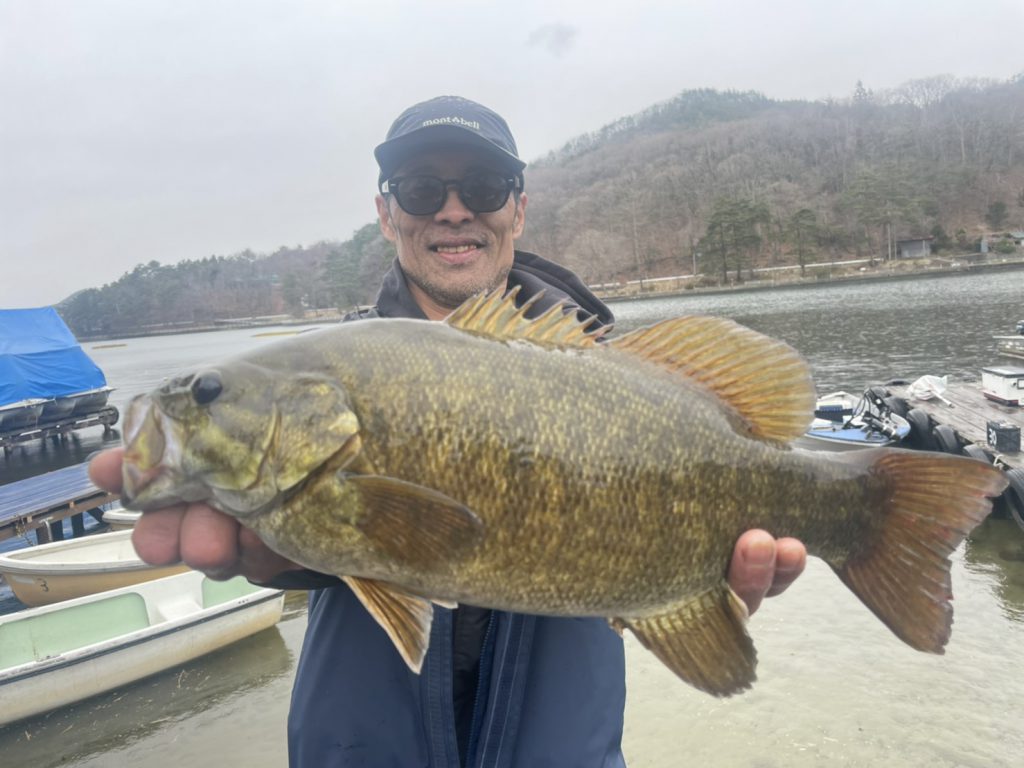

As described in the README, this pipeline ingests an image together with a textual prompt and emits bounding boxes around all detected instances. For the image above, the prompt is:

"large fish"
[121,290,1007,695]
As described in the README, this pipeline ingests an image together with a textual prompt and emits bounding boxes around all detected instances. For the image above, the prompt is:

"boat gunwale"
[0,530,152,575]
[0,580,284,685]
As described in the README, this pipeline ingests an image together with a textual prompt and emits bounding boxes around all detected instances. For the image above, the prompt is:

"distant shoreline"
[76,256,1024,343]
[596,256,1024,304]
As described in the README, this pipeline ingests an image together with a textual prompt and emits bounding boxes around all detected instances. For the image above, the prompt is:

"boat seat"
[153,595,204,623]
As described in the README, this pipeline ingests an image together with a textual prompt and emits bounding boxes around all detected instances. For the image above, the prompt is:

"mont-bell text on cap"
[420,115,482,131]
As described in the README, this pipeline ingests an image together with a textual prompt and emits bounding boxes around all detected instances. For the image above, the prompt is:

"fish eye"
[191,373,223,406]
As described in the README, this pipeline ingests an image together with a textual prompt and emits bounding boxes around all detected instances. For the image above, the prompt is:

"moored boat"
[795,388,910,452]
[0,529,188,607]
[0,571,284,726]
[994,320,1024,361]
[102,505,142,531]
[0,308,117,448]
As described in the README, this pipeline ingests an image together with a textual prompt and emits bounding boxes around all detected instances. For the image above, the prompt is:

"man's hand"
[727,529,807,615]
[88,448,301,583]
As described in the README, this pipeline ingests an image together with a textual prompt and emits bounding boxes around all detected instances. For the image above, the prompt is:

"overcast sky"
[2,0,1022,309]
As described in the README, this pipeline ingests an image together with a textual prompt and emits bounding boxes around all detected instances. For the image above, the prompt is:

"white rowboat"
[0,529,188,607]
[0,571,284,726]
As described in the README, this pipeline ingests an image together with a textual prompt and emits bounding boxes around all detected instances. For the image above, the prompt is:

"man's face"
[375,147,527,320]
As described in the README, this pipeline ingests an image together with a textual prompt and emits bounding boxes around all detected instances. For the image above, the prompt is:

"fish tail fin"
[834,449,1007,653]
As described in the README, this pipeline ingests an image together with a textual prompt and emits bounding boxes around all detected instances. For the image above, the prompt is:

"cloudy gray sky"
[2,0,1021,308]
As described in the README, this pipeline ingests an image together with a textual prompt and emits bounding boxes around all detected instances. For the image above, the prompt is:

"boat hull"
[0,401,45,432]
[102,507,142,531]
[0,572,284,726]
[0,530,189,607]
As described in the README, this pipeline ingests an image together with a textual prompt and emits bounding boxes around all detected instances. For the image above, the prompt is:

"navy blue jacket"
[285,252,627,767]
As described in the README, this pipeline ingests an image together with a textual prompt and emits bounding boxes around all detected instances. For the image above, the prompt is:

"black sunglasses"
[381,171,519,216]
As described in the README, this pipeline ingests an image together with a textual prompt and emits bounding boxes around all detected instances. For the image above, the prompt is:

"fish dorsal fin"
[342,576,435,673]
[610,315,815,443]
[445,287,608,348]
[611,583,756,697]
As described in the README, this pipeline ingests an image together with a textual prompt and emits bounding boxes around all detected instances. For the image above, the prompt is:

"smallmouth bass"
[121,290,1007,695]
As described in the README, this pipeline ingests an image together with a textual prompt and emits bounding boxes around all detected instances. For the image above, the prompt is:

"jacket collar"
[373,251,615,328]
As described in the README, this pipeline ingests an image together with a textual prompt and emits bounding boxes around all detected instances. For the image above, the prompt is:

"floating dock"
[887,381,1022,469]
[0,462,118,545]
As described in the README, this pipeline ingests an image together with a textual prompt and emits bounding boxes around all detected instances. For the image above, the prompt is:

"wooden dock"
[0,462,119,545]
[887,381,1022,469]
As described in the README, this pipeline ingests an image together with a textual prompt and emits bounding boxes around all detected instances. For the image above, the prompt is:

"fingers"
[131,505,189,565]
[179,503,243,577]
[88,447,125,494]
[728,529,777,615]
[766,537,807,598]
[727,530,808,615]
[132,500,299,582]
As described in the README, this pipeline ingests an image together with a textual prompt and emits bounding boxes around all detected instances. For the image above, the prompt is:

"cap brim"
[375,124,526,185]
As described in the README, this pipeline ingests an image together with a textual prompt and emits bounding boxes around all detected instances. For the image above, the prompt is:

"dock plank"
[0,462,118,542]
[888,382,1022,469]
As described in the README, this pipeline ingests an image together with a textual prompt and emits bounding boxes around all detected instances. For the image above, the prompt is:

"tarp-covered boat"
[0,308,116,445]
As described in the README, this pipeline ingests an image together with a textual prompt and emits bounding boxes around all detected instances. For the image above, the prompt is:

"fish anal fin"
[347,475,484,569]
[614,584,756,697]
[609,316,815,443]
[343,576,434,673]
[835,449,1008,653]
[445,287,608,348]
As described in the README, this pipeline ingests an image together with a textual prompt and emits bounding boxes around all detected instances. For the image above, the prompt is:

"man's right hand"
[89,447,301,583]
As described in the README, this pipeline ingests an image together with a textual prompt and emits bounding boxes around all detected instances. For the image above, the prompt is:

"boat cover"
[0,308,107,407]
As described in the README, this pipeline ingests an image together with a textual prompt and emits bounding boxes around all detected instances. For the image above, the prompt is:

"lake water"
[1,268,1023,766]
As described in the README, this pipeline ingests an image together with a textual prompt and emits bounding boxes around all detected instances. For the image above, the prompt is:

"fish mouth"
[120,394,201,510]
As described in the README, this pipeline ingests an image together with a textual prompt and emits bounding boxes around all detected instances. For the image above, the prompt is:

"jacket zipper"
[463,610,497,767]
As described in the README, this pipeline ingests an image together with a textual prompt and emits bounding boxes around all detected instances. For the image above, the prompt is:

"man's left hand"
[727,530,807,615]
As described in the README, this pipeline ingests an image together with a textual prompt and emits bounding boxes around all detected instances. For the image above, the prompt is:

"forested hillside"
[60,74,1024,337]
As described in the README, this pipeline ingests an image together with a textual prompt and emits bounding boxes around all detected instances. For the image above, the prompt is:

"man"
[89,95,807,767]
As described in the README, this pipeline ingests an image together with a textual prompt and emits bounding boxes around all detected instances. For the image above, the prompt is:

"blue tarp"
[0,308,107,407]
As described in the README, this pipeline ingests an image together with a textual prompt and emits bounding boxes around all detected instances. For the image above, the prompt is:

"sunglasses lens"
[390,172,513,215]
[460,172,511,213]
[394,176,446,215]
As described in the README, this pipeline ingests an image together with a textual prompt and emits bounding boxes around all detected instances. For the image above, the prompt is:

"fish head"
[121,360,361,519]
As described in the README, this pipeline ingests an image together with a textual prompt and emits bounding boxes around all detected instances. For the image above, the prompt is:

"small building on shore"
[895,237,933,259]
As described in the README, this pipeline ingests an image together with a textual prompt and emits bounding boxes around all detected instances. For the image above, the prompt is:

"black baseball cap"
[375,96,526,188]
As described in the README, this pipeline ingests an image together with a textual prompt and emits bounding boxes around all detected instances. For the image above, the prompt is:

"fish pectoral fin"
[346,475,484,568]
[613,583,756,697]
[342,576,434,673]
